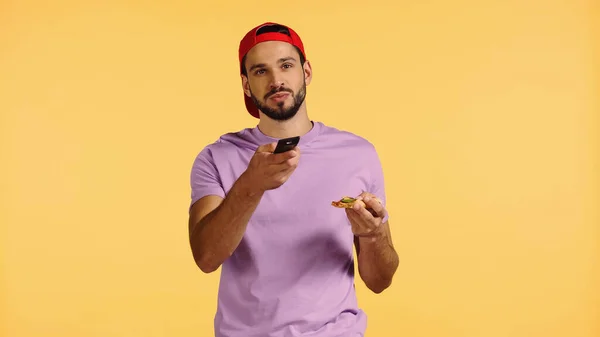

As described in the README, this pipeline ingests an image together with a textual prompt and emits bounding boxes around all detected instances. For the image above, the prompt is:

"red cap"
[238,22,307,118]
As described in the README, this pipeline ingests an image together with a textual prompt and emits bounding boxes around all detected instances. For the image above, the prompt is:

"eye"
[254,69,266,75]
[282,63,293,69]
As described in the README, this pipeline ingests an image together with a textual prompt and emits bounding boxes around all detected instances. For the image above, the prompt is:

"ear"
[303,60,313,85]
[241,74,251,97]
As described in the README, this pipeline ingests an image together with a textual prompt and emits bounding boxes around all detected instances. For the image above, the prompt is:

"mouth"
[269,92,290,102]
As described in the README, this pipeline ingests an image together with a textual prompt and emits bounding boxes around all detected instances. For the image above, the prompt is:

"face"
[242,41,312,121]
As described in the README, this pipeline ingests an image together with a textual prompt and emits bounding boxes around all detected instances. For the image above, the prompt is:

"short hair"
[241,24,306,76]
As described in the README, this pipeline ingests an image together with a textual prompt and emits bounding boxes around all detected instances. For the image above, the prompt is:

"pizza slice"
[331,196,366,208]
[331,195,383,209]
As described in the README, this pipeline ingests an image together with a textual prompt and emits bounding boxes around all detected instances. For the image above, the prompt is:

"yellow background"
[1,0,598,336]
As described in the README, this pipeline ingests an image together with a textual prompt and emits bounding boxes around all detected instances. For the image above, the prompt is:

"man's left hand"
[345,191,387,239]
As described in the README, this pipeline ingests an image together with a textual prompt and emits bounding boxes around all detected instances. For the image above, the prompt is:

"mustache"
[265,88,293,100]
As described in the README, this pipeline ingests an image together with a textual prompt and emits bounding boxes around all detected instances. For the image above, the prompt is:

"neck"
[257,106,313,139]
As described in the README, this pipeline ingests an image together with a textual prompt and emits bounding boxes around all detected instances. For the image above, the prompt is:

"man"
[188,22,399,337]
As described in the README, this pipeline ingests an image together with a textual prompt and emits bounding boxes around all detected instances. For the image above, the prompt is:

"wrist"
[357,224,387,243]
[237,171,265,198]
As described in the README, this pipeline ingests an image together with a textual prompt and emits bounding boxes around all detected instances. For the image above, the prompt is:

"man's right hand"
[241,142,301,193]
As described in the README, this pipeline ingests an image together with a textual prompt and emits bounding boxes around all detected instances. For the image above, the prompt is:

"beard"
[250,80,307,121]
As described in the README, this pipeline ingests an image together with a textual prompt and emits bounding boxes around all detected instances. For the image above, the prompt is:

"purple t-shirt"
[189,121,388,337]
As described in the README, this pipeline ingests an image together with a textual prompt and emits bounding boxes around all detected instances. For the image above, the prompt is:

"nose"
[268,72,284,89]
[270,80,284,89]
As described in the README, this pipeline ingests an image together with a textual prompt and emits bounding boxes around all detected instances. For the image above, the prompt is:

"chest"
[216,147,371,220]
[218,147,371,250]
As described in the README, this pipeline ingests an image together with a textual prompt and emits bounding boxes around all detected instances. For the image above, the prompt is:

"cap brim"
[244,94,260,118]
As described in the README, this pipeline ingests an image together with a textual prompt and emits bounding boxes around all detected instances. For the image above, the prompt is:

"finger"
[352,201,377,223]
[345,208,361,225]
[355,191,376,201]
[361,193,381,203]
[269,147,299,164]
[363,197,385,218]
[270,158,299,180]
[272,154,299,171]
[270,161,295,174]
[346,209,375,236]
[257,142,278,153]
[345,207,356,218]
[270,163,299,186]
[365,208,379,217]
[356,193,385,217]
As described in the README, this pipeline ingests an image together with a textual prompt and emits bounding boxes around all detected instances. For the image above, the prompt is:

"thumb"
[257,142,277,153]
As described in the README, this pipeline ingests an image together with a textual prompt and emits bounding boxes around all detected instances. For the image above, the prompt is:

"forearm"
[190,172,263,273]
[357,224,399,293]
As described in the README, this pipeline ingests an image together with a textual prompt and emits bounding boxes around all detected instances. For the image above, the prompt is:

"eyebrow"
[248,57,297,72]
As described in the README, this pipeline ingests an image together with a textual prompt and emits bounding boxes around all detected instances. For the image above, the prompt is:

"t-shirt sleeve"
[189,146,225,212]
[368,145,389,224]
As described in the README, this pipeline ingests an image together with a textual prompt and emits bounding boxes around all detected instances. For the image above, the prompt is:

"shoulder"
[193,127,256,160]
[189,129,257,179]
[315,121,378,153]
